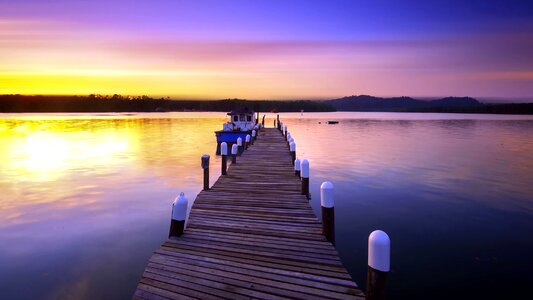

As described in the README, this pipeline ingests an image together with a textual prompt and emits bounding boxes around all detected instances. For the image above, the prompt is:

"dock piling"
[237,137,243,155]
[231,144,238,164]
[284,126,288,140]
[221,142,228,175]
[168,192,188,238]
[301,159,310,199]
[201,154,210,190]
[290,142,296,165]
[320,182,335,245]
[366,230,390,300]
[252,130,256,144]
[245,134,251,150]
[294,158,301,177]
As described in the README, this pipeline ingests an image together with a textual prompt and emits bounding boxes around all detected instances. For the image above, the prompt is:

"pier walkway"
[134,128,363,299]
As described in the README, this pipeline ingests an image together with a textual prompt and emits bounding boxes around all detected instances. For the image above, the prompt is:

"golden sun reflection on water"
[0,125,133,183]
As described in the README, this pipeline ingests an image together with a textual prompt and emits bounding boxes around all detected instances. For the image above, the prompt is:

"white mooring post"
[201,154,210,190]
[231,144,238,164]
[237,137,243,155]
[169,192,188,238]
[366,230,390,300]
[290,142,296,165]
[221,142,228,175]
[320,182,335,245]
[301,159,310,199]
[251,130,256,145]
[245,134,251,150]
[294,158,301,177]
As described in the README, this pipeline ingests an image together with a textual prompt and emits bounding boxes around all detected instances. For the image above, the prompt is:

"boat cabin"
[222,108,256,131]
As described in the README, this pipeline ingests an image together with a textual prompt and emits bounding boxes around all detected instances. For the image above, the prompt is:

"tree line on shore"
[0,95,334,113]
[0,94,531,114]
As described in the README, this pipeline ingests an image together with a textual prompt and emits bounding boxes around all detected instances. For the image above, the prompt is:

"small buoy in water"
[318,122,321,124]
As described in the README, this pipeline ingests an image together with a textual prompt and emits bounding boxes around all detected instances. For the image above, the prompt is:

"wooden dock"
[134,127,364,300]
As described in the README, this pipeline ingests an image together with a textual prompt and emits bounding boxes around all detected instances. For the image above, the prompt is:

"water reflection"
[0,112,532,299]
[275,113,533,299]
[0,114,226,299]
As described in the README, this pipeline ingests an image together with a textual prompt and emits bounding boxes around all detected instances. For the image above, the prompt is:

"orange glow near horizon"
[1,3,533,99]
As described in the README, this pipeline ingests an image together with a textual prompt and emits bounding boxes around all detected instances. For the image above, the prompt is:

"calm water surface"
[0,112,532,299]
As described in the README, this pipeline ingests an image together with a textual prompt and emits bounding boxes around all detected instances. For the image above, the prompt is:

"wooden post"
[221,142,228,175]
[284,126,288,140]
[320,182,335,245]
[301,159,310,199]
[169,192,188,238]
[366,230,390,300]
[290,142,296,165]
[231,144,238,164]
[252,130,256,144]
[201,154,210,190]
[237,137,243,156]
[245,134,251,150]
[294,158,301,177]
[277,115,280,130]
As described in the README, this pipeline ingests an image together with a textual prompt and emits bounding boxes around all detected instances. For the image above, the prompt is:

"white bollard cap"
[246,134,251,142]
[368,230,391,272]
[294,158,301,171]
[252,130,256,137]
[231,144,238,155]
[237,137,242,146]
[172,192,188,221]
[320,181,334,208]
[290,142,296,152]
[301,159,309,178]
[221,142,228,155]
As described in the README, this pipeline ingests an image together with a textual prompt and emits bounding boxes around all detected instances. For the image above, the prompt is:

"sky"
[1,0,533,100]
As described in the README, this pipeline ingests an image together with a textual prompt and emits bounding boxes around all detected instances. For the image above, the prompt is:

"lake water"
[0,112,532,299]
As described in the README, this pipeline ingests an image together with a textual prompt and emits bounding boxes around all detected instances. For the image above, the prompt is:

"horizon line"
[2,93,532,103]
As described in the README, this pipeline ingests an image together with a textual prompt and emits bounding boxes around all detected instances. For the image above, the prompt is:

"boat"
[215,108,262,154]
[327,120,339,124]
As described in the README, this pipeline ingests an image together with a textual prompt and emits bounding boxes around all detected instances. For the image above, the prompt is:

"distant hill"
[327,95,482,112]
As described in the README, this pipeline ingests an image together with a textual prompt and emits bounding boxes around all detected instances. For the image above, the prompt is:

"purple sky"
[1,0,532,100]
